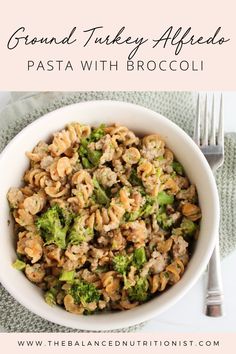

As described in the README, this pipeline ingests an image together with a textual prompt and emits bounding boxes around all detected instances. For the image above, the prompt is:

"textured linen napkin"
[0,91,235,332]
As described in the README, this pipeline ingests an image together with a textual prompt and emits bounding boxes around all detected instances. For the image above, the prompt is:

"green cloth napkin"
[0,91,235,332]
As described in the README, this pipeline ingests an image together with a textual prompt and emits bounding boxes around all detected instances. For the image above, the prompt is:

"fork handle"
[205,241,224,317]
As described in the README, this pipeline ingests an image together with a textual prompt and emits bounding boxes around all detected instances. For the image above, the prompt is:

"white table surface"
[0,91,235,333]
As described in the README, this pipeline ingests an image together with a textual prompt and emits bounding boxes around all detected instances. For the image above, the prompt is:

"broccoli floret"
[57,206,74,227]
[172,161,184,175]
[78,125,105,168]
[124,210,141,222]
[80,140,103,167]
[87,149,102,166]
[69,280,100,306]
[156,209,174,230]
[90,124,106,142]
[59,270,75,281]
[129,168,143,187]
[92,178,110,206]
[79,142,88,156]
[180,217,197,237]
[141,202,155,217]
[124,196,156,221]
[12,259,26,270]
[133,247,146,268]
[157,191,174,205]
[113,254,132,274]
[79,142,102,168]
[36,205,73,249]
[139,195,157,218]
[67,216,93,245]
[44,288,57,306]
[129,192,174,221]
[128,277,149,302]
[81,156,93,169]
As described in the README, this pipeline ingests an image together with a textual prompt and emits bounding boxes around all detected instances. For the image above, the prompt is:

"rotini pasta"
[8,122,201,315]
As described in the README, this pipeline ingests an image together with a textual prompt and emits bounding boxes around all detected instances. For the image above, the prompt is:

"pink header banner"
[0,0,235,90]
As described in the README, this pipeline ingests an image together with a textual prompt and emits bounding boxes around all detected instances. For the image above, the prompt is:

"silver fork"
[193,93,224,317]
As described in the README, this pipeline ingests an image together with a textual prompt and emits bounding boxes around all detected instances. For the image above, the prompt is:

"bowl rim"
[0,100,220,330]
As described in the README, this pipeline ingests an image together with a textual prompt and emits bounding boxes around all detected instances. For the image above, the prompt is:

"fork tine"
[202,94,208,145]
[217,93,224,146]
[193,93,201,145]
[210,94,216,145]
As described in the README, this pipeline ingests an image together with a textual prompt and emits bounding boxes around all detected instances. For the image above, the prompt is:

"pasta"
[8,122,201,315]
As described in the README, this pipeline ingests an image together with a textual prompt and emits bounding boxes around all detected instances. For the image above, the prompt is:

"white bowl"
[0,101,219,330]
